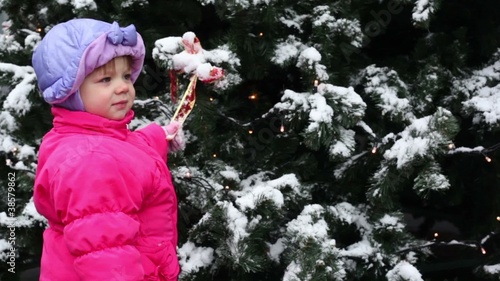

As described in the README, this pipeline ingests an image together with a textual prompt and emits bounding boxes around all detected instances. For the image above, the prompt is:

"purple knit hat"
[32,18,145,111]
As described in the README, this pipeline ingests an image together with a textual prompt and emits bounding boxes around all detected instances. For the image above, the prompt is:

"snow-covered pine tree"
[155,1,500,280]
[1,0,500,280]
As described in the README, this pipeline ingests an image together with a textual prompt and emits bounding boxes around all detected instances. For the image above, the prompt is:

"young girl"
[32,18,182,281]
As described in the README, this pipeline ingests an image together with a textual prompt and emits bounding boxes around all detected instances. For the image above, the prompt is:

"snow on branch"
[459,51,500,126]
[358,64,413,122]
[383,108,457,169]
[0,63,36,116]
[386,260,424,281]
[178,241,214,276]
[412,0,438,27]
[153,32,241,91]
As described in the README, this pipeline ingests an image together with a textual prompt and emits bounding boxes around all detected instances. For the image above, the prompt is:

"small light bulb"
[185,171,192,179]
[496,216,500,221]
[481,247,487,255]
[212,153,217,158]
[434,232,439,238]
[371,147,378,154]
[36,27,42,33]
[485,156,492,162]
[314,79,319,86]
[448,143,455,149]
[225,185,230,190]
[280,124,285,133]
[209,97,214,102]
[153,96,159,100]
[259,32,264,37]
[248,130,253,134]
[248,93,258,100]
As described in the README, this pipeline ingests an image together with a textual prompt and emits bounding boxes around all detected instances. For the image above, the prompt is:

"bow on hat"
[107,22,137,46]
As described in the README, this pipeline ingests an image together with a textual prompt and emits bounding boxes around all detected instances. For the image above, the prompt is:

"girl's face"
[79,56,135,120]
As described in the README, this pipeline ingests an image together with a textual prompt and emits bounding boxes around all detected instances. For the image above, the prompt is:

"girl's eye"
[124,74,132,80]
[100,77,111,83]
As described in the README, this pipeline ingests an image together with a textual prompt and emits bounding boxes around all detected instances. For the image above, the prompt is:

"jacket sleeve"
[52,151,146,281]
[133,123,168,159]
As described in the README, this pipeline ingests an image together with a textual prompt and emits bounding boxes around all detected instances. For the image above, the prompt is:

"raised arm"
[133,122,185,158]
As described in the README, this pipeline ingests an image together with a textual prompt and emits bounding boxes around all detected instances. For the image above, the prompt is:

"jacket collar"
[51,107,134,140]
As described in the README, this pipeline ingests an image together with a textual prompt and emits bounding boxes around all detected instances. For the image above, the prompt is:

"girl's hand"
[164,121,186,152]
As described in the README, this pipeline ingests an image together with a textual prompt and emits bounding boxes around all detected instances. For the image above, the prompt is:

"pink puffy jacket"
[34,107,180,281]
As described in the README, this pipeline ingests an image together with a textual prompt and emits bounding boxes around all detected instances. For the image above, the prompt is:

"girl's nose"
[115,80,129,94]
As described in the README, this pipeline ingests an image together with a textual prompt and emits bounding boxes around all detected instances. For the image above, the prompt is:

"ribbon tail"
[169,70,178,103]
[171,75,198,125]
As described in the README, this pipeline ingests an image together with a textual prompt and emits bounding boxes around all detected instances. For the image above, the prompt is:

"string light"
[248,130,253,134]
[209,97,215,102]
[36,26,43,33]
[398,232,500,257]
[371,146,378,154]
[484,154,492,163]
[224,185,230,190]
[258,32,264,37]
[184,170,192,179]
[442,141,500,164]
[248,93,258,100]
[474,142,500,162]
[314,79,319,86]
[398,216,500,258]
[212,153,217,158]
[278,117,285,133]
